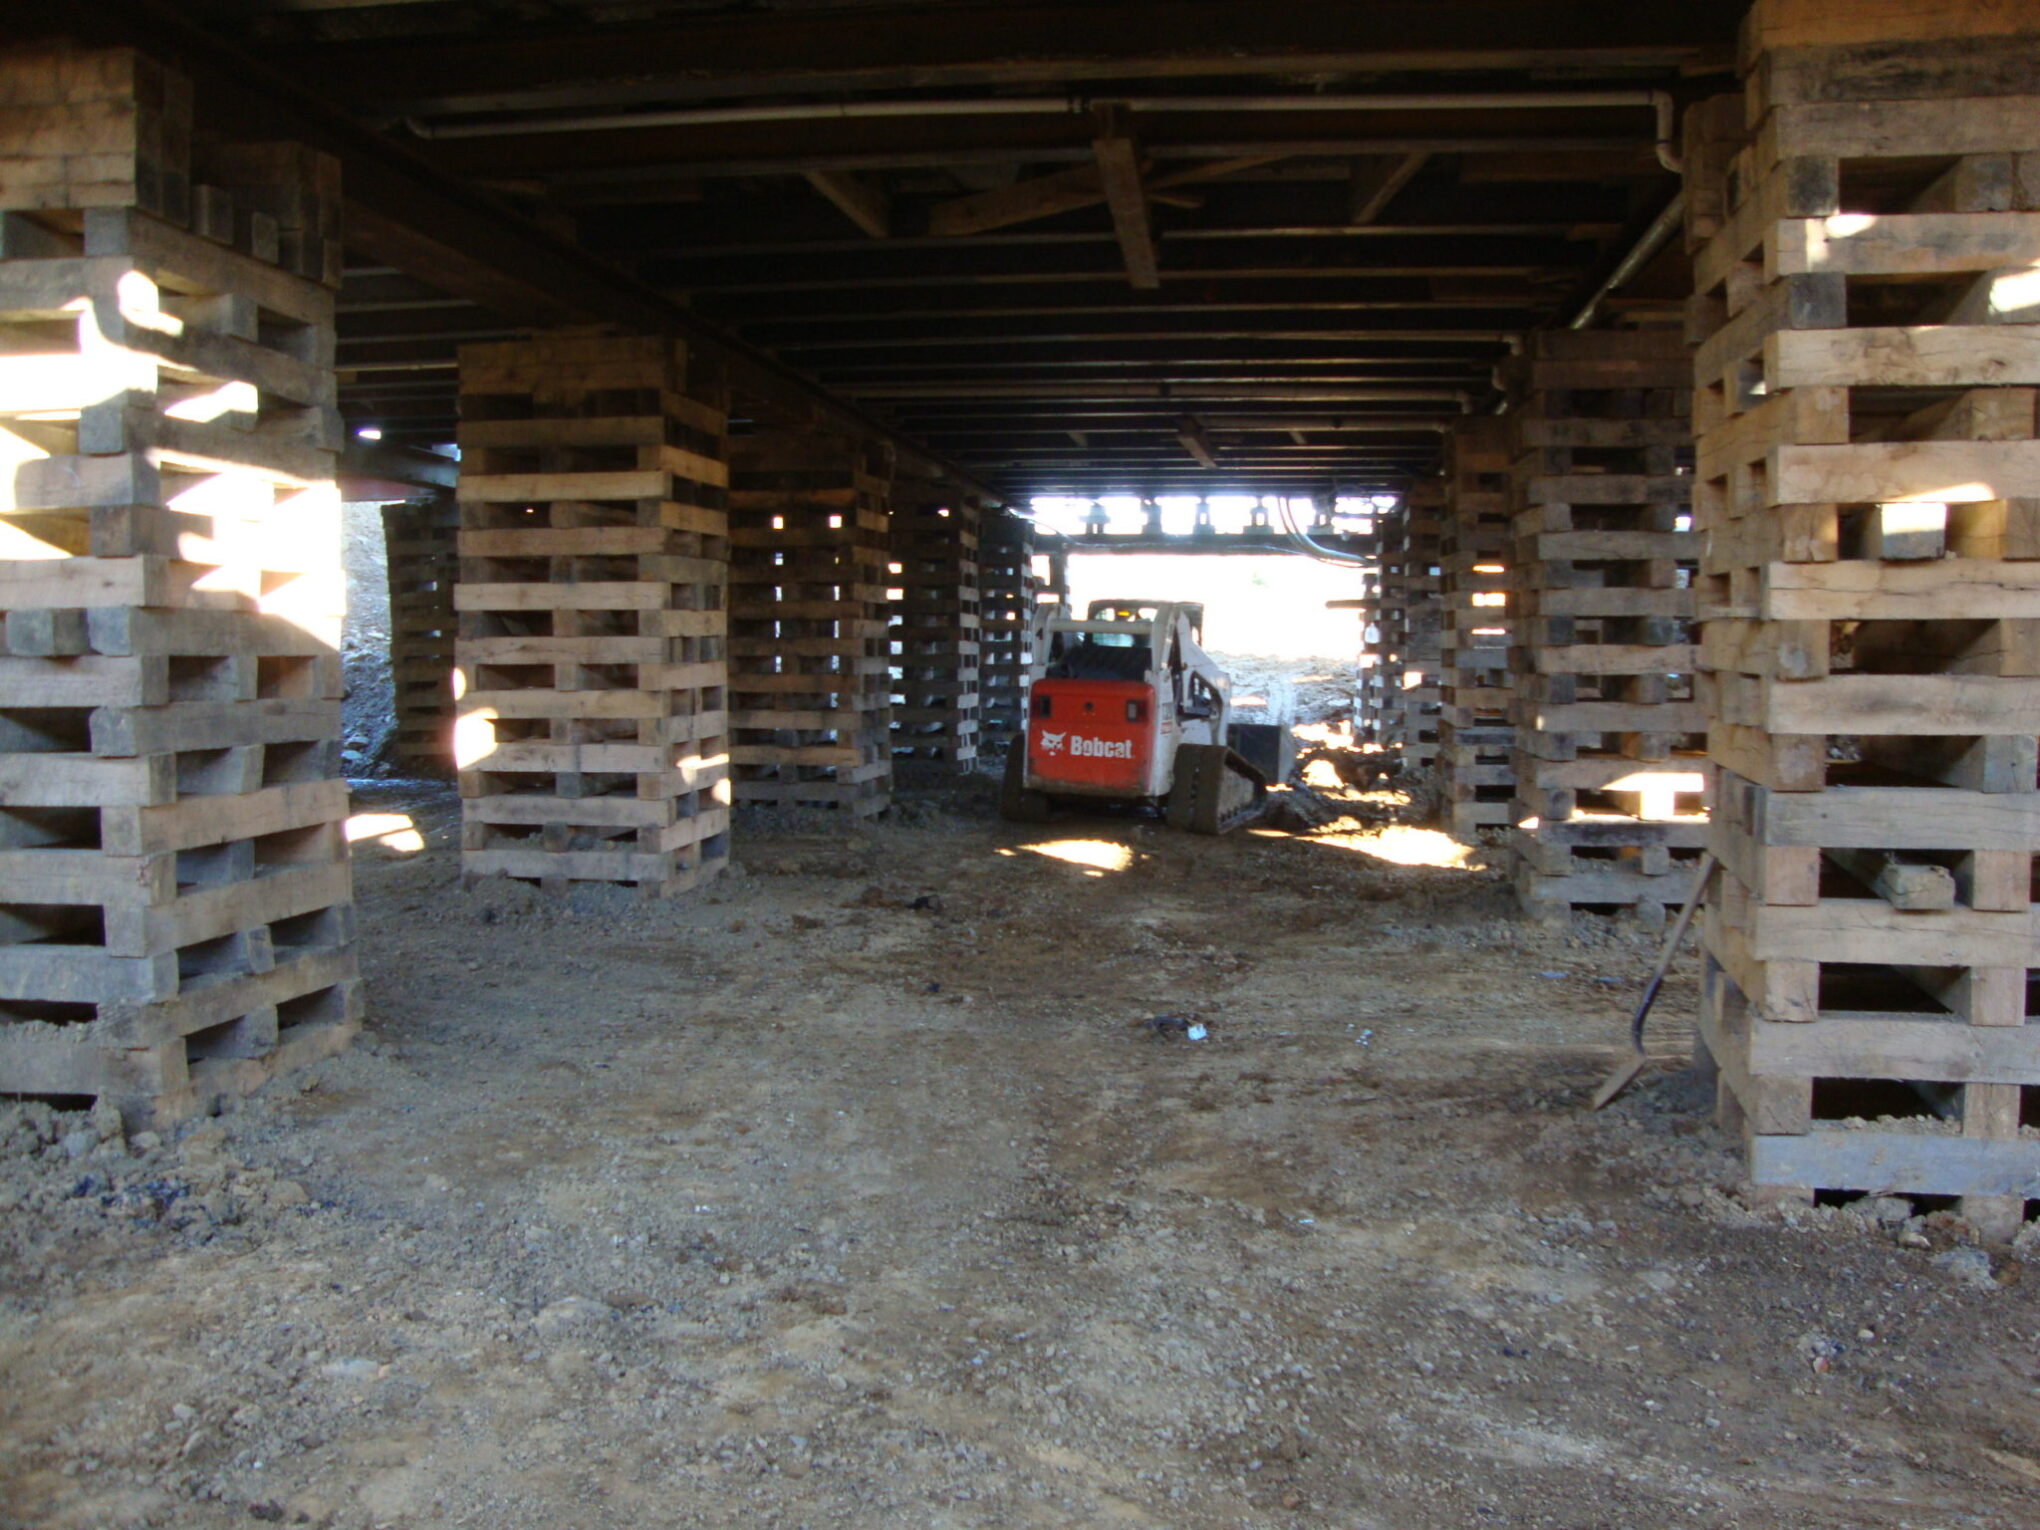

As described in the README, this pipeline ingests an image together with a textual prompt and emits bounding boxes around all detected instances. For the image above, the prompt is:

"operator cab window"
[1049,635,1152,682]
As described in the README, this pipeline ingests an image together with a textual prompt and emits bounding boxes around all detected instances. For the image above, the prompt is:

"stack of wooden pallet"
[1371,478,1445,772]
[453,334,731,896]
[380,493,458,772]
[977,510,1037,747]
[727,431,893,816]
[1505,331,1708,928]
[1344,563,1387,746]
[1439,420,1516,839]
[889,486,982,772]
[0,45,357,1123]
[1690,0,2040,1233]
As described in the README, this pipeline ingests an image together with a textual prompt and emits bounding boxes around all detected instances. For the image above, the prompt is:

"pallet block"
[1691,5,2040,1233]
[889,486,982,770]
[1503,330,1709,926]
[0,47,357,1125]
[380,493,458,771]
[728,431,893,816]
[454,333,731,895]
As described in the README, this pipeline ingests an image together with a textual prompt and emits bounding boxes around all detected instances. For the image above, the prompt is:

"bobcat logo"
[1037,731,1067,753]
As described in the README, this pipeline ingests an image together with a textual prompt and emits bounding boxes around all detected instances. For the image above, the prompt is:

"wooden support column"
[454,333,731,896]
[0,45,359,1124]
[1504,330,1707,930]
[727,430,894,818]
[1439,421,1516,840]
[381,491,459,772]
[1368,479,1445,772]
[978,510,1041,746]
[1691,0,2040,1237]
[1343,565,1385,745]
[888,482,983,774]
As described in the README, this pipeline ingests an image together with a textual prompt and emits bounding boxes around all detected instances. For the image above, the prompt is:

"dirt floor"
[5,780,2040,1530]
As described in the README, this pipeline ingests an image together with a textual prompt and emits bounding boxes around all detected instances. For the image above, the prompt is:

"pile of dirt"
[1210,651,1359,728]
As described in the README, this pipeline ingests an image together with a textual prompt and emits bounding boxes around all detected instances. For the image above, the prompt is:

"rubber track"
[1187,745,1267,835]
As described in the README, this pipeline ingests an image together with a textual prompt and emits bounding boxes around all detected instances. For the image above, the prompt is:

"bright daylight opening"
[1032,494,1386,729]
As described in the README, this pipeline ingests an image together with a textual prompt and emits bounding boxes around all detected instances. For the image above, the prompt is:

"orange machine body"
[1023,677,1172,798]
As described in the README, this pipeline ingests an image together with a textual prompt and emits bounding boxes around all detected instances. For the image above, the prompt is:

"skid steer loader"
[999,599,1269,834]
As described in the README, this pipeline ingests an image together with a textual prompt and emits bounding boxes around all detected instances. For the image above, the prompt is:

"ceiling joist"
[66,0,1742,495]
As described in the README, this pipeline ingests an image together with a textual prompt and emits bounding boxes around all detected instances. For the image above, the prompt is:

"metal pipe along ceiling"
[406,90,1684,172]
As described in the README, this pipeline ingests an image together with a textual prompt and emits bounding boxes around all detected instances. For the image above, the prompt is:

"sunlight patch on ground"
[1316,824,1476,869]
[1017,838,1135,875]
[345,812,425,854]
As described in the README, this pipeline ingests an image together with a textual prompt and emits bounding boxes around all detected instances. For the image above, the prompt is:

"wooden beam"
[1177,416,1219,469]
[1092,105,1159,290]
[931,163,1106,238]
[338,440,459,501]
[803,169,891,239]
[1349,151,1430,226]
[929,155,1286,239]
[268,3,1744,118]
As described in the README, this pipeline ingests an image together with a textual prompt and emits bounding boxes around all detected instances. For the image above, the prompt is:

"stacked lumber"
[1370,478,1444,770]
[453,334,731,896]
[1689,0,2040,1232]
[0,46,342,287]
[0,46,190,224]
[1439,420,1516,839]
[889,486,982,771]
[727,431,893,816]
[1505,331,1708,928]
[380,492,458,772]
[977,509,1038,746]
[0,47,357,1124]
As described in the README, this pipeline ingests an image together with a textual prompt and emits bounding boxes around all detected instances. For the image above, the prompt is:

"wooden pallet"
[1690,2,2040,1233]
[381,494,458,771]
[453,334,731,895]
[0,54,358,1124]
[889,488,982,770]
[728,431,894,816]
